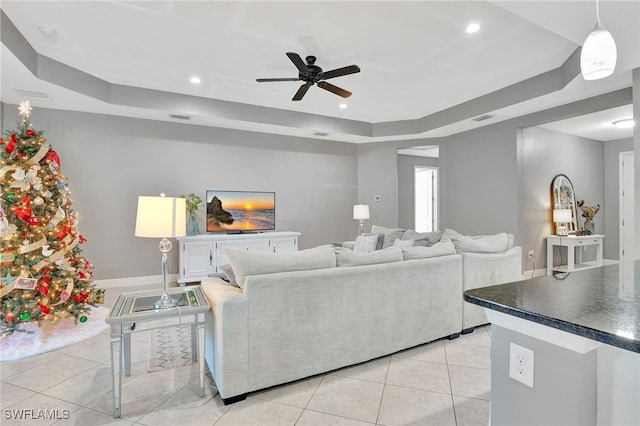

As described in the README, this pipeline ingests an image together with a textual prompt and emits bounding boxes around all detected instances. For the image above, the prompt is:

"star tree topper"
[18,99,32,122]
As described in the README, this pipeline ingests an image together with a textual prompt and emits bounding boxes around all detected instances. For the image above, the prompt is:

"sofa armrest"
[200,277,248,400]
[461,247,522,330]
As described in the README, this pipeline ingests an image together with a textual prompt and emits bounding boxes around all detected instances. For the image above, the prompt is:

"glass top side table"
[105,286,210,418]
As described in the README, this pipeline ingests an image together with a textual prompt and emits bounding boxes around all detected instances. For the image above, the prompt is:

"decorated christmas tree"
[0,101,104,335]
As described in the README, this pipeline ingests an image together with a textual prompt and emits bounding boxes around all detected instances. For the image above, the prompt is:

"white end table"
[105,286,210,418]
[546,235,604,275]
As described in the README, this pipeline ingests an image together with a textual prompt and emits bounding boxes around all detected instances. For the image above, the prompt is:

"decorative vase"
[582,218,594,235]
[187,214,199,236]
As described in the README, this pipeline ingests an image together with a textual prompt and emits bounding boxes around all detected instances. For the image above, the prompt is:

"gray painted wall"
[397,154,439,230]
[604,138,634,260]
[1,106,358,280]
[491,325,597,425]
[520,127,605,268]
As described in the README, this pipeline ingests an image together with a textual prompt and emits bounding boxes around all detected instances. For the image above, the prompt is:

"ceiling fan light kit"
[257,52,360,101]
[580,0,617,80]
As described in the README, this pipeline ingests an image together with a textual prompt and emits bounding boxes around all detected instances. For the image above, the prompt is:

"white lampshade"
[353,204,370,221]
[553,209,572,223]
[580,25,617,80]
[135,195,186,238]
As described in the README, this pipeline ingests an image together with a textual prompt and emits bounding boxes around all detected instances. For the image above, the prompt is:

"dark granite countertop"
[464,261,640,353]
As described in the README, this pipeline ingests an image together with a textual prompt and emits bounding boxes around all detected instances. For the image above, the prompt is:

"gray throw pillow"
[371,225,406,249]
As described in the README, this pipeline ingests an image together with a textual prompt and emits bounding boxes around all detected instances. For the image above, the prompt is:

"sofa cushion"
[334,246,403,267]
[441,228,512,253]
[371,225,406,249]
[402,240,456,260]
[353,234,380,252]
[402,229,442,247]
[226,245,336,289]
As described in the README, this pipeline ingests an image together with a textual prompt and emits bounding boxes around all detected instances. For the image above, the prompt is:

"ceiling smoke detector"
[38,25,58,38]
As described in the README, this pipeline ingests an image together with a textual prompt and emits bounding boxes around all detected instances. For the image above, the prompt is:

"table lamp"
[353,204,370,235]
[553,209,572,236]
[135,193,186,309]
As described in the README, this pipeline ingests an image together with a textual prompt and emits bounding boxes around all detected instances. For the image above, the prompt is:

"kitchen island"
[464,261,639,425]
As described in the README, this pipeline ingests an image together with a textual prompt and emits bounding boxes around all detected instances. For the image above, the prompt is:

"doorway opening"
[415,166,438,232]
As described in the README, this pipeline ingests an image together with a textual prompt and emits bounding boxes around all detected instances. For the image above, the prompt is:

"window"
[415,166,438,232]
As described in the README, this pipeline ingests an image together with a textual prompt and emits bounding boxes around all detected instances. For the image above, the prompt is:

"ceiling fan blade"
[286,52,308,75]
[317,81,352,98]
[319,65,360,80]
[292,83,312,101]
[256,78,301,82]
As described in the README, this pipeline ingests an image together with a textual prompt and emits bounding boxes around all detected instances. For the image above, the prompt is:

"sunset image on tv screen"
[206,191,275,232]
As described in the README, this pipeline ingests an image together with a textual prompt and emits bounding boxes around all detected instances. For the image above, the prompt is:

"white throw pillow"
[392,238,414,249]
[353,234,380,252]
[402,240,456,260]
[226,245,336,289]
[219,263,238,287]
[334,246,403,267]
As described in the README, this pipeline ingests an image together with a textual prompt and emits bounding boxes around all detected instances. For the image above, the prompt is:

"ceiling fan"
[256,52,360,101]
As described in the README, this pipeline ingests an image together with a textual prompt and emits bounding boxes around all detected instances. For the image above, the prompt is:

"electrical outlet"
[528,250,535,259]
[509,342,534,388]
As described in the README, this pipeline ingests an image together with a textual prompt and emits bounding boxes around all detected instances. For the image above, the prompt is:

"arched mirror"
[551,174,577,235]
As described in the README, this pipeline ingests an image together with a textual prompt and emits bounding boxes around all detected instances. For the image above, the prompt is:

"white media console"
[177,231,301,284]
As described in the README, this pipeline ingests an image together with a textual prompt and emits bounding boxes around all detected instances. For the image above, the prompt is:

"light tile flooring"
[1,285,491,425]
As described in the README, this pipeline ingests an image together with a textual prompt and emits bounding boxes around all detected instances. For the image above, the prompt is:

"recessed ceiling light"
[612,118,635,129]
[38,25,57,38]
[190,76,201,84]
[466,23,480,34]
[339,103,347,109]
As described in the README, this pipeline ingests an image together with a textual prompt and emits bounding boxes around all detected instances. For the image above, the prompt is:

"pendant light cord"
[595,0,603,28]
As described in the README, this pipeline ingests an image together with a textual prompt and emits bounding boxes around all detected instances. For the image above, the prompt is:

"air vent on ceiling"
[169,113,191,120]
[472,114,494,122]
[14,89,51,100]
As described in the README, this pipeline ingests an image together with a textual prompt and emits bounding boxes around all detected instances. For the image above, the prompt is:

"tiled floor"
[1,285,491,425]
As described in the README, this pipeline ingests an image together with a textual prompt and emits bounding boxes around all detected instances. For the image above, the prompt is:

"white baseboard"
[94,274,179,289]
[521,268,547,280]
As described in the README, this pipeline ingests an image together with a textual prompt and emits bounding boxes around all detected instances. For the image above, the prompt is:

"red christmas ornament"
[40,304,51,314]
[56,230,67,240]
[13,196,33,222]
[39,284,49,296]
[26,129,36,138]
[46,150,61,167]
[27,216,40,226]
[74,293,88,303]
[43,275,52,284]
[5,133,16,154]
[6,311,14,323]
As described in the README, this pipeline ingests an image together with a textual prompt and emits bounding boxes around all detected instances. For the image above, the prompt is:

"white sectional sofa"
[200,228,521,403]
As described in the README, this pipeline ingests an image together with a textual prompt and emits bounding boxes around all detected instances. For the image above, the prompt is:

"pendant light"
[580,0,617,80]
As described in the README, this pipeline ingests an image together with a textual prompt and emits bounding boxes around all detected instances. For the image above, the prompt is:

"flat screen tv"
[206,190,276,233]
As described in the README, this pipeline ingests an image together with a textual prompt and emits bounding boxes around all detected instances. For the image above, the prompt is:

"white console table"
[177,231,300,284]
[546,234,604,275]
